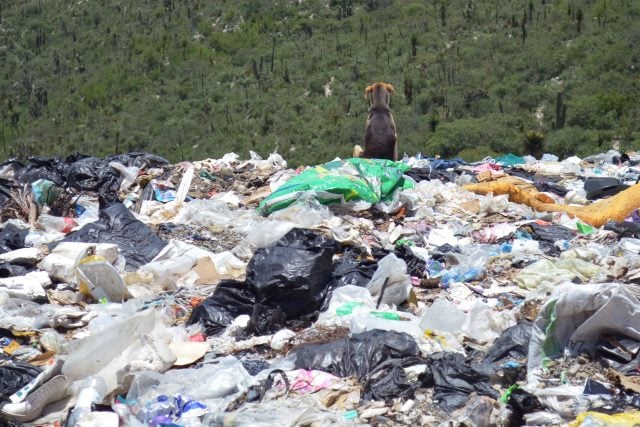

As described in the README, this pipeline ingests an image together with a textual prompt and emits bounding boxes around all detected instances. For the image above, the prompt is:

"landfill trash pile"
[1,149,640,426]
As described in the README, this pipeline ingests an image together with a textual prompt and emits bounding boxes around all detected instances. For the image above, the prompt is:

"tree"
[410,34,417,57]
[576,8,583,33]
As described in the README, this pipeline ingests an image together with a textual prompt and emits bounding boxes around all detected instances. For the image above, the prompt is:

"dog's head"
[365,82,395,108]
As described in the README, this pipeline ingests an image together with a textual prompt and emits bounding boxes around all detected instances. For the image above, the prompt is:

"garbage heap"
[1,150,640,426]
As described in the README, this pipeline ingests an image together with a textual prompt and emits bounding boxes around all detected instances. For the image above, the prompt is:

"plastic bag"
[515,258,601,292]
[269,195,334,227]
[460,301,517,343]
[595,333,640,374]
[171,199,233,228]
[65,156,122,205]
[62,308,176,395]
[242,219,296,249]
[325,249,378,293]
[570,411,640,427]
[207,399,341,427]
[419,298,466,334]
[604,221,640,239]
[365,253,411,306]
[0,224,28,254]
[426,351,499,411]
[258,158,412,215]
[106,152,169,169]
[496,153,525,167]
[246,228,339,320]
[528,283,640,384]
[15,156,66,186]
[521,223,576,253]
[62,203,167,270]
[484,322,532,363]
[0,262,28,278]
[293,329,423,401]
[126,356,251,425]
[0,362,42,398]
[394,244,427,278]
[316,285,380,328]
[31,179,62,209]
[584,177,629,200]
[188,280,257,336]
[190,229,339,336]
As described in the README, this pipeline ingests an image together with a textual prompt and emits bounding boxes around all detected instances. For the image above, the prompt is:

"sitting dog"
[356,82,398,161]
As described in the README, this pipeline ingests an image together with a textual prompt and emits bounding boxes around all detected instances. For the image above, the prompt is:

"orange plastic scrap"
[464,177,640,228]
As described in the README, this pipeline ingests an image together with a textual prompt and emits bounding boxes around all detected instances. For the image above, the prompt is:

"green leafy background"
[1,0,638,166]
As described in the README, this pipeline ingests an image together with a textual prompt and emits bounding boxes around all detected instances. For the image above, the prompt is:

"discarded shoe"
[9,357,64,403]
[1,375,69,422]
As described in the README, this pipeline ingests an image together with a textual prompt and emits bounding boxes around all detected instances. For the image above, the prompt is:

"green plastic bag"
[31,179,61,208]
[258,158,412,216]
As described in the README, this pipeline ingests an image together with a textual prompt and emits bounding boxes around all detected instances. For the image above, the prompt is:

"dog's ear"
[382,83,395,95]
[364,84,374,104]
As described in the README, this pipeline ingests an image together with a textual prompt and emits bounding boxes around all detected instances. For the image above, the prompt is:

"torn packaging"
[292,329,424,401]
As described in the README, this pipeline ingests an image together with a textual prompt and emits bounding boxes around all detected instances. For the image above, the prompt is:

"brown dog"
[358,82,398,161]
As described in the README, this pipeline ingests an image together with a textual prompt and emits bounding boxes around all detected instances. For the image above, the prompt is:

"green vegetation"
[1,0,639,166]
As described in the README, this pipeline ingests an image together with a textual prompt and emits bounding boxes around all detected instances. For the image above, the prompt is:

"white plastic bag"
[527,283,640,384]
[366,253,411,305]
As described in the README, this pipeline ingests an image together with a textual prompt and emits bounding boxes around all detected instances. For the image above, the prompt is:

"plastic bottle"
[36,214,77,233]
[67,376,108,426]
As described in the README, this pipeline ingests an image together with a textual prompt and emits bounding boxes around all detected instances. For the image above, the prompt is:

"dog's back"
[362,82,398,161]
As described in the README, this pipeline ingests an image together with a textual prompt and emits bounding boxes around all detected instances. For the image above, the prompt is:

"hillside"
[0,0,639,166]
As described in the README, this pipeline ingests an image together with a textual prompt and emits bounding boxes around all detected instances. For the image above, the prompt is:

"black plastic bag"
[0,159,25,180]
[190,229,340,336]
[65,157,116,192]
[604,221,640,239]
[534,180,568,196]
[187,279,256,336]
[484,323,532,363]
[595,334,640,375]
[326,248,377,290]
[0,262,28,278]
[0,177,16,208]
[519,223,575,256]
[405,167,438,182]
[247,304,286,336]
[246,228,339,320]
[0,361,42,400]
[15,156,66,186]
[0,224,29,254]
[524,223,575,243]
[395,244,426,277]
[427,352,499,412]
[293,329,424,401]
[506,388,541,427]
[61,203,166,270]
[584,177,629,200]
[65,156,122,206]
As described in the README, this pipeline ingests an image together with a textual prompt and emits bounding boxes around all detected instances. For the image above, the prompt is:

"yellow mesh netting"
[464,176,640,228]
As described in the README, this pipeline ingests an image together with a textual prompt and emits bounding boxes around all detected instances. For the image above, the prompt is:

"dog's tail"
[353,144,364,158]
